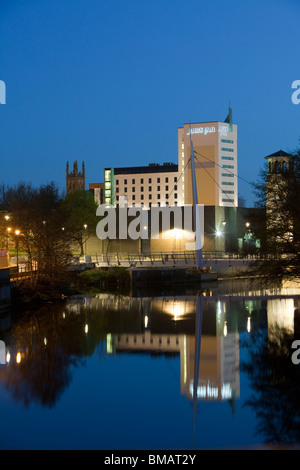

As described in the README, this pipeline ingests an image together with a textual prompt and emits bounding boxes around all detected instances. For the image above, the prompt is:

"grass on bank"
[76,267,131,288]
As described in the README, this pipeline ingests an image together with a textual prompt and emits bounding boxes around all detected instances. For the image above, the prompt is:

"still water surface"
[0,279,300,450]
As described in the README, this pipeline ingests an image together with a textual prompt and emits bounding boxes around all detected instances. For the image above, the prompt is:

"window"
[165,185,168,191]
[104,170,111,182]
[222,198,234,202]
[132,178,135,184]
[222,181,234,186]
[221,139,233,143]
[140,178,143,183]
[149,194,152,200]
[222,190,234,194]
[124,179,127,184]
[141,194,144,200]
[174,185,177,190]
[222,164,234,169]
[221,156,234,161]
[132,187,135,191]
[174,177,177,182]
[165,177,169,182]
[157,194,160,199]
[149,178,152,183]
[149,186,152,192]
[125,187,128,192]
[221,147,234,152]
[141,186,144,192]
[174,193,177,199]
[116,187,119,193]
[132,195,135,200]
[157,177,160,183]
[221,173,234,177]
[116,179,119,185]
[166,194,169,199]
[157,186,160,191]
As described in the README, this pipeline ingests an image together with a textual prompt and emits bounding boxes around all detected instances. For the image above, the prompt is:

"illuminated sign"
[189,380,233,400]
[187,126,215,136]
[218,125,230,136]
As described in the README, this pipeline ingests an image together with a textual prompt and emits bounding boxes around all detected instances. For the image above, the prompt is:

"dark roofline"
[265,149,293,159]
[105,164,178,175]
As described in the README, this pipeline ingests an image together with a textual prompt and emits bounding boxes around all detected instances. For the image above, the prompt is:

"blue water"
[0,279,299,450]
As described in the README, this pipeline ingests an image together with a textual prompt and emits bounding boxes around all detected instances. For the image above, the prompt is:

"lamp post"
[15,230,20,277]
[83,224,87,256]
[6,227,11,252]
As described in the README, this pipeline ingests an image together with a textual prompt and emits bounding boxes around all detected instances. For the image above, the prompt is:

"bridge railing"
[88,251,276,266]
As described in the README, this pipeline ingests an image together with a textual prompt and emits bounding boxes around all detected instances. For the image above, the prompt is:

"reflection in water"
[0,280,300,447]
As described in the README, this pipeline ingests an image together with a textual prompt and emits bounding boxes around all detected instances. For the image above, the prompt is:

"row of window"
[116,176,177,185]
[116,193,177,200]
[116,185,176,193]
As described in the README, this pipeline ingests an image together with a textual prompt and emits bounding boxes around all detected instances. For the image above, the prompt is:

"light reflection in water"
[0,280,300,448]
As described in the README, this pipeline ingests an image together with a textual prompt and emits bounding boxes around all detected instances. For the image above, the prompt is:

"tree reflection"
[0,301,107,408]
[242,327,300,445]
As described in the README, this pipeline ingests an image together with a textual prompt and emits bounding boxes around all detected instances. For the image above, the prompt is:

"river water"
[0,278,300,450]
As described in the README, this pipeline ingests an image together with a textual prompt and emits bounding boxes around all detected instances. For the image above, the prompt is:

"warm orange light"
[15,230,20,236]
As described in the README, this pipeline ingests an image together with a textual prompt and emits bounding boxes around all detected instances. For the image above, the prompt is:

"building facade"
[101,108,238,209]
[178,110,238,208]
[89,182,104,205]
[103,163,179,208]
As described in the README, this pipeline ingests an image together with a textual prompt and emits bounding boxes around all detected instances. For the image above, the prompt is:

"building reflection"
[0,282,299,413]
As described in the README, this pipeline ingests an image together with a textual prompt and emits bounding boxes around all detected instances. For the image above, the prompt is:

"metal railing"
[86,251,273,266]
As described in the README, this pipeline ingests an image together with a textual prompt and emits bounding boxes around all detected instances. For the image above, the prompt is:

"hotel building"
[103,163,179,208]
[179,110,238,207]
[102,108,238,209]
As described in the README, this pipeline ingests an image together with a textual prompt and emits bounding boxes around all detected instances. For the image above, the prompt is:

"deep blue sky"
[0,0,299,206]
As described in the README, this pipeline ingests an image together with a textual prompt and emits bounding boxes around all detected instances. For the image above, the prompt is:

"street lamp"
[15,230,20,277]
[83,224,88,255]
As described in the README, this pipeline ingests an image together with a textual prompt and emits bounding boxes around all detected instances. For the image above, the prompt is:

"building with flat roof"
[178,108,238,208]
[103,162,179,208]
[101,107,238,209]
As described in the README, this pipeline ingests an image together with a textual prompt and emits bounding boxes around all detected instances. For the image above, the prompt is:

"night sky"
[1,0,299,206]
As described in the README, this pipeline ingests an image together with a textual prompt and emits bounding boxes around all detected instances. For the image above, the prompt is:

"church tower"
[66,161,85,194]
[265,150,295,243]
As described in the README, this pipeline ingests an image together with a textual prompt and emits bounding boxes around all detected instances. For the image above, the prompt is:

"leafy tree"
[1,182,72,290]
[252,145,300,283]
[61,190,98,255]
